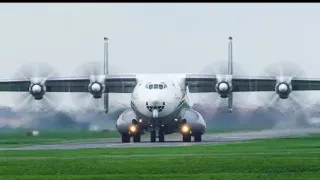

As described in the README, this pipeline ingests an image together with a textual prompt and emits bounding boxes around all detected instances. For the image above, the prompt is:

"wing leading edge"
[186,74,320,93]
[0,75,137,93]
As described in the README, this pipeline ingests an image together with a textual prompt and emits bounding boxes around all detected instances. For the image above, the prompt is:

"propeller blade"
[71,61,128,113]
[257,61,311,128]
[74,61,104,77]
[260,61,308,107]
[197,60,252,115]
[11,62,62,112]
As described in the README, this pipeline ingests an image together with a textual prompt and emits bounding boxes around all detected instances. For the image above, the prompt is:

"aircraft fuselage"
[115,74,207,143]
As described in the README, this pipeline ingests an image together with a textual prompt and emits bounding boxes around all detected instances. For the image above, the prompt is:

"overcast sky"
[0,3,320,110]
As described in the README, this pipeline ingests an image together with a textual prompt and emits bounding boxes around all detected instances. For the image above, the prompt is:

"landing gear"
[150,130,156,142]
[122,134,130,143]
[159,128,165,142]
[150,126,165,142]
[133,135,141,142]
[194,133,202,142]
[182,135,191,142]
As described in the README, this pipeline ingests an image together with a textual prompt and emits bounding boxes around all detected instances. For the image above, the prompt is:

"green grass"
[0,134,320,179]
[0,130,120,147]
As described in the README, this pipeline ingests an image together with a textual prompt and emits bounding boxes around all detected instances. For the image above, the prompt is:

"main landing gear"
[121,120,142,143]
[121,133,141,143]
[121,133,130,143]
[180,119,202,142]
[182,133,202,142]
[194,133,202,142]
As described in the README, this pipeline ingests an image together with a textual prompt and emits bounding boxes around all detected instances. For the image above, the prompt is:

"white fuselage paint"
[116,73,206,135]
[131,74,188,117]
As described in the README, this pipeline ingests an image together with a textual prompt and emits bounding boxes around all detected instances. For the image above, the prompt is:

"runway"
[1,128,320,151]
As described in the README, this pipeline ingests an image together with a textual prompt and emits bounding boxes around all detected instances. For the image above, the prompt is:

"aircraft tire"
[133,135,141,142]
[182,135,191,142]
[194,133,202,142]
[159,129,165,142]
[121,134,130,143]
[151,131,156,142]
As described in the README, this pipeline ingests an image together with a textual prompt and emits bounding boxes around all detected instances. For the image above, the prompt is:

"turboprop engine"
[88,75,106,98]
[215,75,232,98]
[29,78,47,100]
[275,77,292,99]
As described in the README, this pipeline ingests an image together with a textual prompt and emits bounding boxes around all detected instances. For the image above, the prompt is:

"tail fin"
[103,37,109,114]
[228,37,233,113]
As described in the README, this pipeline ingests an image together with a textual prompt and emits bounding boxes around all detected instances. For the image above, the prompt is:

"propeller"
[259,61,309,109]
[194,60,253,116]
[306,102,320,127]
[71,61,128,113]
[257,61,311,129]
[11,62,63,112]
[71,61,105,112]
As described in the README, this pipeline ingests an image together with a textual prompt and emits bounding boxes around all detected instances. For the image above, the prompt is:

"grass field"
[0,134,320,180]
[0,130,120,147]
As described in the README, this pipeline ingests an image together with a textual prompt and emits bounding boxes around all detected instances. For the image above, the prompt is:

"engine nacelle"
[178,108,206,134]
[275,82,292,99]
[116,109,139,134]
[88,82,105,98]
[87,75,106,98]
[215,81,232,98]
[29,83,46,100]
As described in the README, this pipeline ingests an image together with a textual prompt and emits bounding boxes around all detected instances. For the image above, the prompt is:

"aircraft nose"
[150,99,161,106]
[147,95,163,105]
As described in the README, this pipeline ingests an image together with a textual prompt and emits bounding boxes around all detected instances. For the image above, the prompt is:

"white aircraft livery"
[1,37,320,143]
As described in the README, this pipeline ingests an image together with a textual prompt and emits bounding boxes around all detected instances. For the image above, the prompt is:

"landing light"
[139,119,143,123]
[181,124,190,134]
[129,125,137,133]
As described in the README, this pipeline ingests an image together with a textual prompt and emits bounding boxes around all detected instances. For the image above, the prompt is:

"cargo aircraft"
[1,37,320,143]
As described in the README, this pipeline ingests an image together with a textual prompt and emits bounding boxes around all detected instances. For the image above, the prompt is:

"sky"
[0,3,320,110]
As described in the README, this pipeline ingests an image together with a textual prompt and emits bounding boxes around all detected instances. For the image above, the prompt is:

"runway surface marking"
[0,128,319,151]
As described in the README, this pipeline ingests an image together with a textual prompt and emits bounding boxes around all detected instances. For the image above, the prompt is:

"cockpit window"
[146,83,167,90]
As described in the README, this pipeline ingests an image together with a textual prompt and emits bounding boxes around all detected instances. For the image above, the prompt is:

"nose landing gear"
[150,125,165,142]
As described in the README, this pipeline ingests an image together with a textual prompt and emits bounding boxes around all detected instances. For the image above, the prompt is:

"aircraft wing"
[186,74,320,93]
[0,75,137,93]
